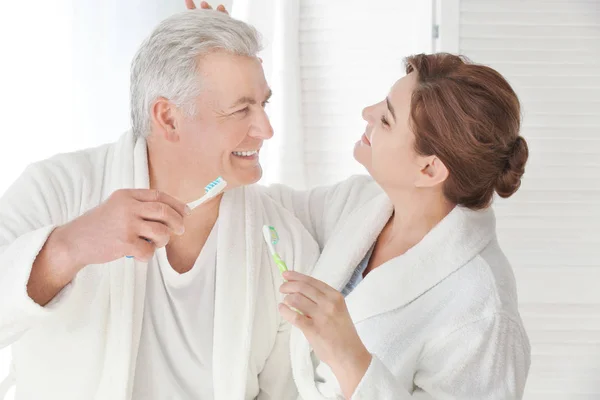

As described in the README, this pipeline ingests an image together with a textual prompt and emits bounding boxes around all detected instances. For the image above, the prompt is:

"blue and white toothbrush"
[187,176,228,210]
[126,176,227,258]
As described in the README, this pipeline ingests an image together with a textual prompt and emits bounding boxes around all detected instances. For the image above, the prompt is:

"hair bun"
[495,136,529,198]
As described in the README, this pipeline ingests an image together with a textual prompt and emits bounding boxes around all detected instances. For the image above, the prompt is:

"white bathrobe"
[266,176,531,400]
[0,131,320,400]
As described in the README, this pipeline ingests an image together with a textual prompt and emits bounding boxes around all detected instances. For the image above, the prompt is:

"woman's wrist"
[330,344,372,399]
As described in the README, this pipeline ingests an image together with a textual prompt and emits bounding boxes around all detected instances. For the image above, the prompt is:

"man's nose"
[251,109,274,139]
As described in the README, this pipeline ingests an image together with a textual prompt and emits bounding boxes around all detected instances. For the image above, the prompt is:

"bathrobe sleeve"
[0,159,83,348]
[262,175,381,249]
[350,314,531,400]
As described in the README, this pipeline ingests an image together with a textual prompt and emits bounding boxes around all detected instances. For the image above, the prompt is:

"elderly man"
[0,10,319,400]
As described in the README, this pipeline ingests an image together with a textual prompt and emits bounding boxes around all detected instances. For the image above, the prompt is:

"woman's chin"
[353,143,370,168]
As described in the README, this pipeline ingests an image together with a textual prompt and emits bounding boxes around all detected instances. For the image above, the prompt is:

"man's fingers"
[129,237,156,262]
[185,0,197,9]
[128,189,190,218]
[137,221,172,248]
[137,201,186,236]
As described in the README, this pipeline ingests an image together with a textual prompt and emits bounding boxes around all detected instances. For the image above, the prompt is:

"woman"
[191,3,531,399]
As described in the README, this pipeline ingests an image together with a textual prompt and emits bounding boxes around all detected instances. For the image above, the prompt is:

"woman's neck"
[380,188,454,252]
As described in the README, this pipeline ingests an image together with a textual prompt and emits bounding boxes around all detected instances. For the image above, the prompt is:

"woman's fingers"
[282,271,337,296]
[279,303,313,330]
[280,280,326,304]
[191,2,229,14]
[283,293,318,317]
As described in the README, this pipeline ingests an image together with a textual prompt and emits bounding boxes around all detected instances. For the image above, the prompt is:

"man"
[0,10,319,400]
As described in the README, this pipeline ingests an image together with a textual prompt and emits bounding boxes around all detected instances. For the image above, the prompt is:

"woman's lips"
[361,133,371,146]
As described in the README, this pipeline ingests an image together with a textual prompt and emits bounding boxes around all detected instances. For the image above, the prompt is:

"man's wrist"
[43,226,84,285]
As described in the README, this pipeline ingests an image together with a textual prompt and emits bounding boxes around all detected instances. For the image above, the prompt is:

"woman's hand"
[185,1,229,14]
[279,271,372,399]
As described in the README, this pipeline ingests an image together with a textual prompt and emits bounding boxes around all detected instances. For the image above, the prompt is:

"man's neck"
[146,135,221,205]
[146,138,223,272]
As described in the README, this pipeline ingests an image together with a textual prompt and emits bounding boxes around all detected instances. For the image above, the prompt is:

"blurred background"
[0,1,598,399]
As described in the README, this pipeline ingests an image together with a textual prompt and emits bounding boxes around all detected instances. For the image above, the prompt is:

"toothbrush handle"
[273,254,288,274]
[126,238,152,258]
[272,254,302,314]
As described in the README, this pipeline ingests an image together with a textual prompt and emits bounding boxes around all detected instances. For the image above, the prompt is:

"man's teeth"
[232,150,258,157]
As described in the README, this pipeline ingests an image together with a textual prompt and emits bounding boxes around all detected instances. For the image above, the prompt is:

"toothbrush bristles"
[205,177,223,192]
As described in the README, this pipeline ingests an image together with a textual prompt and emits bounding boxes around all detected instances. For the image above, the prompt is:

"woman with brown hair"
[188,3,531,399]
[270,53,531,399]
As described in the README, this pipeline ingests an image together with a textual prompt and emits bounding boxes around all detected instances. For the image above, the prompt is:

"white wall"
[438,0,600,399]
[299,0,433,187]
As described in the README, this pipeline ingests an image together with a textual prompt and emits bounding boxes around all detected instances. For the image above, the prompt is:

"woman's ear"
[415,155,449,188]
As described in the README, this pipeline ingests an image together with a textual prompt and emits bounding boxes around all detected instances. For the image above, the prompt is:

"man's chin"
[228,165,262,187]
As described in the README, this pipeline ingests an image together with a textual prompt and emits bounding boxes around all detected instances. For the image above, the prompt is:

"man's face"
[174,51,273,189]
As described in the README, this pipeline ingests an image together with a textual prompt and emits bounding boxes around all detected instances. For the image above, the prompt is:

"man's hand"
[58,189,189,266]
[185,1,229,14]
[27,189,189,305]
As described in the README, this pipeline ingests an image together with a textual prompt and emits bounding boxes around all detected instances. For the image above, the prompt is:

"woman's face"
[354,72,427,191]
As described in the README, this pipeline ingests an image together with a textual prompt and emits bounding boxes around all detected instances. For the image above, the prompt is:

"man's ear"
[415,155,449,188]
[150,97,180,143]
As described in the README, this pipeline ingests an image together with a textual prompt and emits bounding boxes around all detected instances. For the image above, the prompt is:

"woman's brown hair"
[405,53,529,210]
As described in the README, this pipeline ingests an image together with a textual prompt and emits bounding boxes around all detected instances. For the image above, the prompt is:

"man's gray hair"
[130,10,262,137]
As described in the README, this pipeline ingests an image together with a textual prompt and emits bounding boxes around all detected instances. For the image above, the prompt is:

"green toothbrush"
[262,225,288,274]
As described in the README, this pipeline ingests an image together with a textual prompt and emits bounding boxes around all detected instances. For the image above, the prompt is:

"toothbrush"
[262,225,302,314]
[187,176,228,210]
[126,177,227,258]
[262,225,289,274]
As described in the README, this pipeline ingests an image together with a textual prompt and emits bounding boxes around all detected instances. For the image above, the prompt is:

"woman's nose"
[362,104,376,122]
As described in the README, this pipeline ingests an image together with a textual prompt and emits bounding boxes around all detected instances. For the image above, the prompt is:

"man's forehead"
[197,52,269,105]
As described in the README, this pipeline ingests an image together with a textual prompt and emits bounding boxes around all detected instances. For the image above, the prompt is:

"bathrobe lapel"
[94,132,149,400]
[344,205,496,325]
[212,186,261,399]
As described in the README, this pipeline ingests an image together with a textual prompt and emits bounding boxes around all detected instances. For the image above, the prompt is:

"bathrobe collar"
[311,193,497,324]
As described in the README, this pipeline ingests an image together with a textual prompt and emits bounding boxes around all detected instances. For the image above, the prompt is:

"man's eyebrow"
[230,89,273,108]
[230,96,256,107]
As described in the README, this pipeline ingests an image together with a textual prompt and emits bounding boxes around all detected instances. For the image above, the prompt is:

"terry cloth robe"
[0,130,320,400]
[265,176,531,400]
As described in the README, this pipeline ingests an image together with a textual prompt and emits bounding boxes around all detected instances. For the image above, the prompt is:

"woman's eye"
[380,115,389,126]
